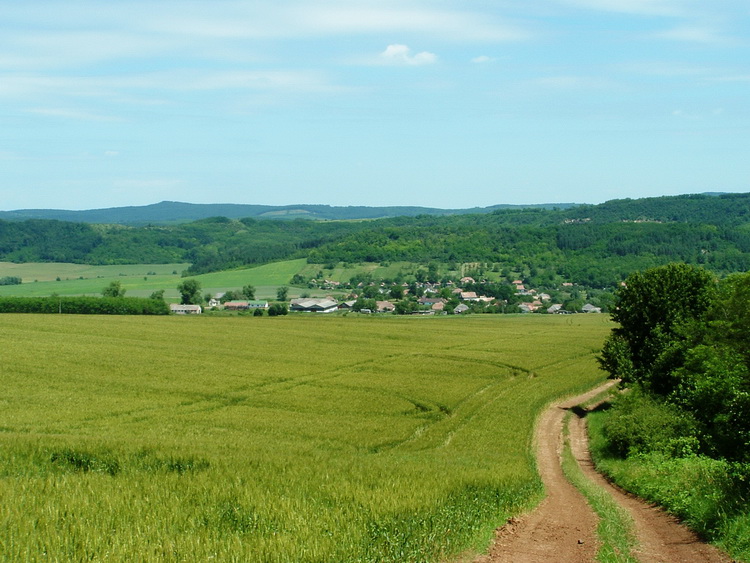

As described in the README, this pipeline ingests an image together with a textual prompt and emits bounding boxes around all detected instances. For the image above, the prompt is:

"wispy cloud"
[379,44,437,66]
[142,2,530,42]
[25,107,122,122]
[0,70,340,101]
[553,0,689,17]
[654,25,730,44]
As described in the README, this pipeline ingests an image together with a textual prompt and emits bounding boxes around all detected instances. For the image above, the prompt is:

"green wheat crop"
[0,314,610,561]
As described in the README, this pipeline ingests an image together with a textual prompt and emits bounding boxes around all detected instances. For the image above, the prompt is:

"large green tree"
[599,263,716,395]
[177,279,202,305]
[242,285,256,300]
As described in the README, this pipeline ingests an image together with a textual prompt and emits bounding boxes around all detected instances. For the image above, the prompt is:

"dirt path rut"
[473,382,733,563]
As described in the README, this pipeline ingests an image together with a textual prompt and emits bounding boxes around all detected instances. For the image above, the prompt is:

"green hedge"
[0,296,170,315]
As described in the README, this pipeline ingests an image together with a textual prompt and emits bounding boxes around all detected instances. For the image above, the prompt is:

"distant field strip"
[0,314,610,562]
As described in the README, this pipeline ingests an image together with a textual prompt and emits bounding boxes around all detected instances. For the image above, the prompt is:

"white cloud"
[471,55,494,64]
[380,44,437,66]
[654,26,728,44]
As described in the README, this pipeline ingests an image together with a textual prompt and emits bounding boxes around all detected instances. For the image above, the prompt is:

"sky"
[1,0,749,211]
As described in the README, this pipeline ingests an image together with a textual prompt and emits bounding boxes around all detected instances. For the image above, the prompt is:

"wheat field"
[0,313,610,561]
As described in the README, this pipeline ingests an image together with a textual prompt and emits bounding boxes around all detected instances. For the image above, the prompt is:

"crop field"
[0,314,611,561]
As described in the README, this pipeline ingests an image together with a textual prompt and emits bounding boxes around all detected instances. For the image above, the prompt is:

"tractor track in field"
[472,381,733,563]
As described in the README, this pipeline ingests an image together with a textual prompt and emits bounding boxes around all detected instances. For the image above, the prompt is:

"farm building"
[224,300,269,311]
[290,298,339,313]
[169,304,202,315]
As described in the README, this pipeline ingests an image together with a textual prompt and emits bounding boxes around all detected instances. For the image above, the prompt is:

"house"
[170,304,202,315]
[547,303,564,314]
[459,291,478,301]
[517,303,535,313]
[418,297,446,306]
[538,293,552,301]
[224,300,249,310]
[453,304,470,314]
[582,303,602,313]
[338,300,357,310]
[432,301,446,312]
[375,301,396,313]
[289,298,339,313]
[460,276,475,284]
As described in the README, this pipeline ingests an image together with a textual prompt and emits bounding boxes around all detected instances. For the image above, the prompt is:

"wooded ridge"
[1,193,749,288]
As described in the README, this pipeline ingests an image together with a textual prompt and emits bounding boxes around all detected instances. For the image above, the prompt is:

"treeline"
[0,296,170,315]
[596,263,750,556]
[3,193,750,287]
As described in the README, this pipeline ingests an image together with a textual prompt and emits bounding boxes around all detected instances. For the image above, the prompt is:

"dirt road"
[473,382,733,563]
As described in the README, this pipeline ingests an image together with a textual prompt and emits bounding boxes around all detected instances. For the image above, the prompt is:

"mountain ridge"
[0,200,579,225]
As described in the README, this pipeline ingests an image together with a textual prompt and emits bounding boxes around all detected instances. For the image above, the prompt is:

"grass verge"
[561,410,638,563]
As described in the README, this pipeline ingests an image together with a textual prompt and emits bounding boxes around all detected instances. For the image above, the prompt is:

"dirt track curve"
[473,381,733,563]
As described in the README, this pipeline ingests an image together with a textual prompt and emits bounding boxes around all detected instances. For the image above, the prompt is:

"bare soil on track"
[473,382,734,563]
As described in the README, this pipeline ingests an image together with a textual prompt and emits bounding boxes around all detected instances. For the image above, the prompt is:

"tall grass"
[0,314,610,561]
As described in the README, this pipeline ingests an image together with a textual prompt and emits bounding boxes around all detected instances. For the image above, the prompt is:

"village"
[169,276,604,315]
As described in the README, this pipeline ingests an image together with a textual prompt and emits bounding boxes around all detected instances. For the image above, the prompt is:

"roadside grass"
[588,406,750,563]
[0,314,610,561]
[561,411,638,562]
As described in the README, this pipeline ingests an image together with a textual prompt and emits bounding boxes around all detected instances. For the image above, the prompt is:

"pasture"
[0,314,610,561]
[0,261,305,301]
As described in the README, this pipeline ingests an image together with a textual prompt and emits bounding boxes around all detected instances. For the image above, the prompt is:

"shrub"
[601,389,699,458]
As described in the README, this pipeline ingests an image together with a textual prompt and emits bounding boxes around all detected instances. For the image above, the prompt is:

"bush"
[601,389,699,458]
[267,303,288,317]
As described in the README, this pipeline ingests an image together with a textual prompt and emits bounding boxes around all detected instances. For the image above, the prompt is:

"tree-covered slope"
[2,193,750,287]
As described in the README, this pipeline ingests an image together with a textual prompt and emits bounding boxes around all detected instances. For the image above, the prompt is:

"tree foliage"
[102,280,126,298]
[0,296,169,315]
[599,263,750,462]
[177,279,202,305]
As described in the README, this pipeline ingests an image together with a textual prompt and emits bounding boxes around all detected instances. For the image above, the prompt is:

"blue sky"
[1,0,748,210]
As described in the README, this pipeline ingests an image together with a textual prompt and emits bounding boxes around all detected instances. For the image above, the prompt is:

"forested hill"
[1,192,750,288]
[0,200,575,225]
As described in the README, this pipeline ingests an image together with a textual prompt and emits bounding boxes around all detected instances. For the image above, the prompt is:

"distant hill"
[2,192,750,288]
[0,201,578,225]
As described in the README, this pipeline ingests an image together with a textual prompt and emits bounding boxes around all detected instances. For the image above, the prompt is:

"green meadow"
[0,314,610,561]
[0,259,494,303]
[0,260,307,301]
